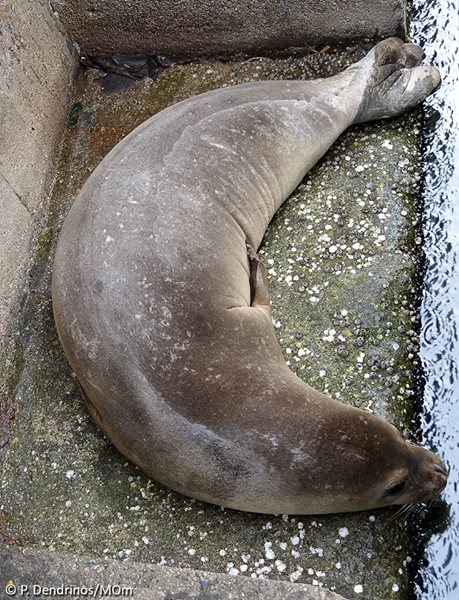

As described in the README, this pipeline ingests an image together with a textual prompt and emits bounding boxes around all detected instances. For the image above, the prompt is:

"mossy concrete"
[0,50,423,600]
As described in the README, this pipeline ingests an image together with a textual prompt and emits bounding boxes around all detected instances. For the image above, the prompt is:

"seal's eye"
[385,479,407,497]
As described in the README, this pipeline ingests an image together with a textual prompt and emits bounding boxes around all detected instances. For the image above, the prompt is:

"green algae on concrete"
[0,50,423,600]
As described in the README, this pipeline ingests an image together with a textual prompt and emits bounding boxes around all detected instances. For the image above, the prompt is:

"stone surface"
[50,0,406,58]
[0,51,424,600]
[0,179,33,342]
[0,0,77,372]
[0,545,347,600]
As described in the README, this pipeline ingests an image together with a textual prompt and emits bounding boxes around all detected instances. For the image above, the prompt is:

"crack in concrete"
[0,169,31,215]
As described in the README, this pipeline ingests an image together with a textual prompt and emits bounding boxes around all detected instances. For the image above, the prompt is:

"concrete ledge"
[51,0,406,58]
[0,545,348,600]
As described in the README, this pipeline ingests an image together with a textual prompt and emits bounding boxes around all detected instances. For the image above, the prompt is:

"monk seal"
[52,38,447,514]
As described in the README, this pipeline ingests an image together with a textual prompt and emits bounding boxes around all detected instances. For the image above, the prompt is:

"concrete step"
[0,545,347,600]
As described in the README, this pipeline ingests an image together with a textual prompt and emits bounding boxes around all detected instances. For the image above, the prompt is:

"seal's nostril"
[433,463,448,478]
[431,462,448,495]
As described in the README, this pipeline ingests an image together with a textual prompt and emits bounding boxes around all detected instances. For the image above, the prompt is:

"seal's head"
[312,408,448,513]
[383,440,448,507]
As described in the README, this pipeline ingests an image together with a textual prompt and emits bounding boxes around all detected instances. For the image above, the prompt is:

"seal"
[52,38,447,514]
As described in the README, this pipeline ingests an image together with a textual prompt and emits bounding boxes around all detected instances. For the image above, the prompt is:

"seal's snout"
[401,443,449,504]
[431,459,448,492]
[418,451,448,500]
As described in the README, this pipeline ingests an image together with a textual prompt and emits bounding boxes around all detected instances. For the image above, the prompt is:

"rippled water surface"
[411,0,459,598]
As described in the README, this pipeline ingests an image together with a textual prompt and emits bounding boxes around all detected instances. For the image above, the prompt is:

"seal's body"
[52,39,447,514]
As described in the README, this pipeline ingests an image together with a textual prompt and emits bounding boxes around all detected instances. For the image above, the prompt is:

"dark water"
[411,0,459,598]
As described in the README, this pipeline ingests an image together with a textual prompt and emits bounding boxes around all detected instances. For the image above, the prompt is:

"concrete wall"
[0,0,77,371]
[51,0,406,58]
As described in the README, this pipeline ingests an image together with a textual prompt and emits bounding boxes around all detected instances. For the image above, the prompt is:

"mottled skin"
[53,38,447,514]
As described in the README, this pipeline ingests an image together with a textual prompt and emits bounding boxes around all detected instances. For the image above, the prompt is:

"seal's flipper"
[404,43,423,69]
[246,241,271,315]
[352,37,441,123]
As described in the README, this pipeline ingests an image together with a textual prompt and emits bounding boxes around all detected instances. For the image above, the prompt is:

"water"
[411,0,459,598]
